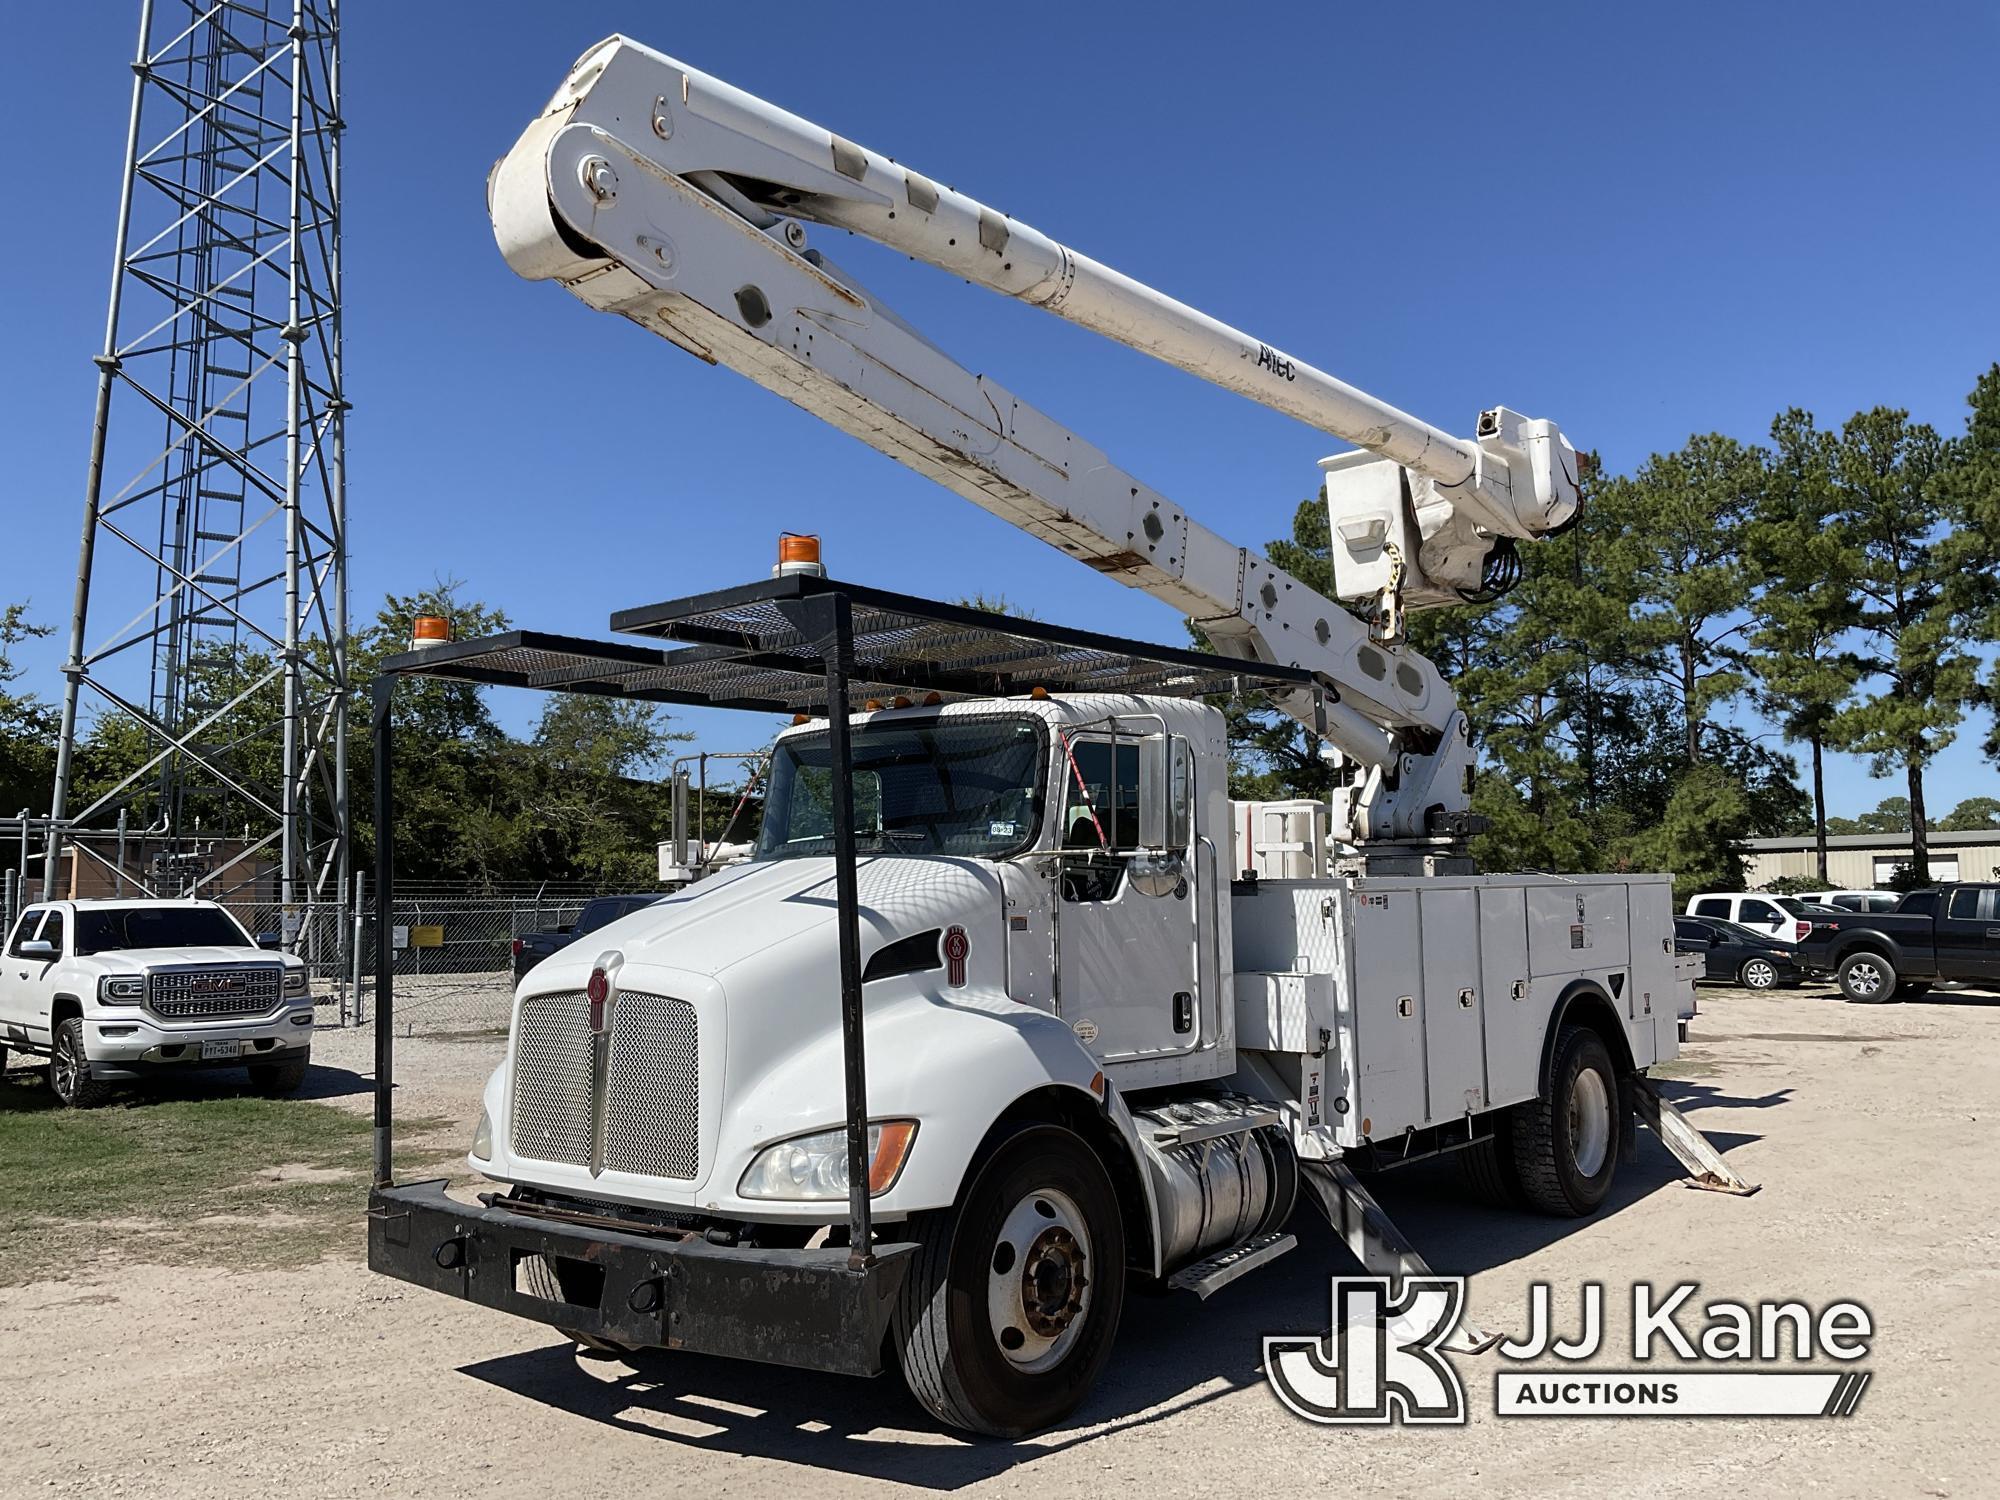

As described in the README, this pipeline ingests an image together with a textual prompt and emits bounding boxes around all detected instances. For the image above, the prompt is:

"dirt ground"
[3,982,1997,1499]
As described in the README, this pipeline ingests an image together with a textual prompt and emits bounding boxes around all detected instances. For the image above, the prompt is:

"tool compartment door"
[1419,887,1484,1120]
[1346,887,1426,1139]
[1476,885,1541,1108]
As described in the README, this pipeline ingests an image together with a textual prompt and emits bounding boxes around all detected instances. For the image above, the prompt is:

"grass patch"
[1648,1056,1715,1081]
[0,1064,454,1285]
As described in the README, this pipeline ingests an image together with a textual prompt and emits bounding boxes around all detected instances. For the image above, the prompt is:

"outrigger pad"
[1299,1160,1503,1355]
[1633,1075,1762,1197]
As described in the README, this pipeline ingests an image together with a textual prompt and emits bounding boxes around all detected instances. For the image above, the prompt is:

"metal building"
[45,0,347,942]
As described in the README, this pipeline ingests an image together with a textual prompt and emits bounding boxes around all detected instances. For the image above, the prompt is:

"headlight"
[283,968,309,997]
[471,1105,493,1160]
[98,975,145,1004]
[739,1120,917,1201]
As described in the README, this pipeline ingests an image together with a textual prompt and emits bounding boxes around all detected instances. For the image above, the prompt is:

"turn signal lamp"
[410,614,451,650]
[773,532,827,579]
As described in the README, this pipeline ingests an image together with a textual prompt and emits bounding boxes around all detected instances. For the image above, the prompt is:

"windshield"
[74,905,253,956]
[755,716,1046,861]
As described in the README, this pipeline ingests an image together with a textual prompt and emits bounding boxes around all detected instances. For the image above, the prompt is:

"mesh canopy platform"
[381,574,1317,716]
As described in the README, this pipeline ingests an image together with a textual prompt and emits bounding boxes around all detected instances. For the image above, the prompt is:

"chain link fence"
[256,885,631,1038]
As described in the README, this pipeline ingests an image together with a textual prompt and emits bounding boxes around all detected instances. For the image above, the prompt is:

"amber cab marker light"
[864,698,884,712]
[922,692,943,706]
[868,1121,920,1194]
[773,531,827,578]
[410,614,450,650]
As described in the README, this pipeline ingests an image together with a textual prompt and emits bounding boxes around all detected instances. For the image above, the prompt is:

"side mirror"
[1135,733,1191,852]
[256,933,282,950]
[671,769,690,866]
[20,939,56,960]
[1127,851,1187,899]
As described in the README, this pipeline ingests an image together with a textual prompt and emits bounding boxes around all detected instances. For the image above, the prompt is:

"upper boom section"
[487,37,1580,842]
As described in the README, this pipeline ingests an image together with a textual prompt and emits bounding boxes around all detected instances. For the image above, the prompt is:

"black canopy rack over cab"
[364,572,1319,1374]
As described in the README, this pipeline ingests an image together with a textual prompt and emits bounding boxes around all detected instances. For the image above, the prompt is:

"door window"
[1693,898,1730,918]
[1060,739,1136,902]
[6,909,43,957]
[1739,900,1781,926]
[33,910,64,957]
[1061,739,1138,850]
[1947,888,1992,921]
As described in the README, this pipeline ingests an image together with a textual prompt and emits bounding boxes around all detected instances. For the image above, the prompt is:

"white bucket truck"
[366,38,1748,1438]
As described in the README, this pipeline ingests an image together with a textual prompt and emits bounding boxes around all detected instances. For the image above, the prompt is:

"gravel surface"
[2,982,1995,1498]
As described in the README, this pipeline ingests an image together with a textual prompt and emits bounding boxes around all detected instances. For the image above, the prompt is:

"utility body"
[0,898,312,1106]
[365,38,1749,1438]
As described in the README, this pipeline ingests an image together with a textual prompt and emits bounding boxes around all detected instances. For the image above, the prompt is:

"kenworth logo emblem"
[942,926,969,986]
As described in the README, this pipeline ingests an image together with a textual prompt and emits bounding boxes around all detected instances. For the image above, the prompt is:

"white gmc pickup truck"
[0,899,314,1107]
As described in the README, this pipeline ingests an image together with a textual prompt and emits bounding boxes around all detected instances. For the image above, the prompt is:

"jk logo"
[1264,1277,1468,1425]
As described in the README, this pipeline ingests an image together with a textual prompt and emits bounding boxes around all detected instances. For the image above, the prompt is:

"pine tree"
[1824,409,1977,883]
[1594,434,1765,768]
[1746,410,1859,883]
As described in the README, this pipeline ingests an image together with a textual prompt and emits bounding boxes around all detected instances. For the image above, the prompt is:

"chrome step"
[1166,1229,1297,1300]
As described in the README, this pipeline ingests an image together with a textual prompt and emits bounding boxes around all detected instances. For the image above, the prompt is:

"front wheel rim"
[53,1033,80,1099]
[985,1186,1092,1374]
[1745,961,1775,988]
[1848,961,1883,996]
[1568,1068,1612,1178]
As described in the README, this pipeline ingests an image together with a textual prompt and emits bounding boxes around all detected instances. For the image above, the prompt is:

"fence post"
[349,870,365,1027]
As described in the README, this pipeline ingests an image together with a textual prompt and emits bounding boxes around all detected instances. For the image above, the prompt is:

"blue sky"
[2,2,1995,816]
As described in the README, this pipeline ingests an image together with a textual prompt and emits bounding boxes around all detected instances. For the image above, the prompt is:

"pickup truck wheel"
[49,1018,114,1109]
[1738,959,1780,990]
[1511,1025,1619,1217]
[247,1056,309,1096]
[1837,952,1897,1003]
[893,1123,1125,1438]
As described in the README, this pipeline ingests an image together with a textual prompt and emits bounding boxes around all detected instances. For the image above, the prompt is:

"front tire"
[893,1123,1125,1438]
[1511,1025,1620,1217]
[49,1018,114,1109]
[1838,952,1897,1003]
[1738,958,1780,990]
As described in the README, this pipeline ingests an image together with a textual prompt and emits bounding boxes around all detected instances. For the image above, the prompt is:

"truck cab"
[477,692,1231,1225]
[0,899,314,1107]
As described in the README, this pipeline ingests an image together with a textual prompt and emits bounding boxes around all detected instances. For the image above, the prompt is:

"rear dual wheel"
[893,1123,1125,1438]
[1510,1025,1620,1217]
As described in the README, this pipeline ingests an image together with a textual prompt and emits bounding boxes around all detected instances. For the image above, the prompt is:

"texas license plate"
[200,1039,241,1061]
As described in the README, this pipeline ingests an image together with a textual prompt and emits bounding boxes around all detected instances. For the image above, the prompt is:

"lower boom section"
[366,1180,916,1377]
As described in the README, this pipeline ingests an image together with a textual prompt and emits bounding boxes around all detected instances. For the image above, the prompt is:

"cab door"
[1936,886,2000,980]
[1053,734,1198,1063]
[0,907,51,1036]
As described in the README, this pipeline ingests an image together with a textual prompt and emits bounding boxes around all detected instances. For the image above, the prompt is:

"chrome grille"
[604,991,700,1180]
[148,966,282,1019]
[507,988,700,1180]
[510,992,593,1168]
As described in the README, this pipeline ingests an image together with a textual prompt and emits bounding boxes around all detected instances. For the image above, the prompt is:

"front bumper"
[367,1180,917,1378]
[87,1010,314,1079]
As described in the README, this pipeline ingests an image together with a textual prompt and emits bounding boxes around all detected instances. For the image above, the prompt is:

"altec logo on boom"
[1266,1279,1874,1424]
